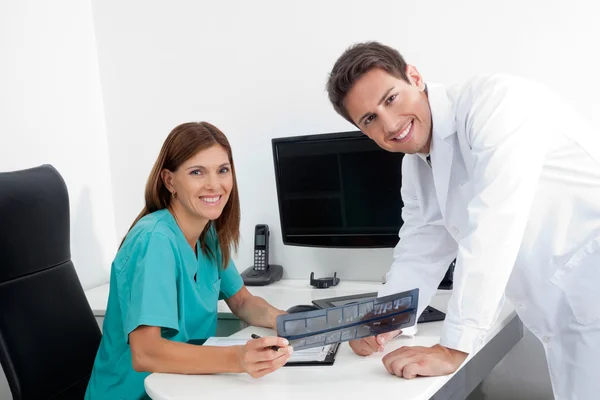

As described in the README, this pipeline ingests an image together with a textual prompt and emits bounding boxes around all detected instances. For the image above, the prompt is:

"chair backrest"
[0,165,102,400]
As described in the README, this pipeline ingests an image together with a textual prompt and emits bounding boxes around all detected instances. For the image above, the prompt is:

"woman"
[85,122,292,399]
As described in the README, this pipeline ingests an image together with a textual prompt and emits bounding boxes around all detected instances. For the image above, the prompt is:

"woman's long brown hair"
[121,121,240,269]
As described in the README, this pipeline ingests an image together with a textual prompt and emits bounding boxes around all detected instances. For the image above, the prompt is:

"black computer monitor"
[272,131,405,248]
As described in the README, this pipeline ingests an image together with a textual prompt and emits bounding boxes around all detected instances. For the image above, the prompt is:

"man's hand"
[349,330,401,356]
[382,344,468,379]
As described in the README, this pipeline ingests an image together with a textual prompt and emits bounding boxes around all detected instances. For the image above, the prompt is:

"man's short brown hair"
[326,41,410,124]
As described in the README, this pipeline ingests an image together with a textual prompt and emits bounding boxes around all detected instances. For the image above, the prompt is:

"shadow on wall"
[481,327,554,400]
[71,186,111,289]
[0,363,10,400]
[310,247,392,283]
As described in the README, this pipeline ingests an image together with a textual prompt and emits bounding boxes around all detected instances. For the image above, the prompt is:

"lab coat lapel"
[427,83,457,218]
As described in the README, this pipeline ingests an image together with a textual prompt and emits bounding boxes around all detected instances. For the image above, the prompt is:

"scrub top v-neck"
[85,208,244,400]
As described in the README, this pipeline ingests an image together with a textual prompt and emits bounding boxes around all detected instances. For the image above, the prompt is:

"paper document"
[203,337,331,362]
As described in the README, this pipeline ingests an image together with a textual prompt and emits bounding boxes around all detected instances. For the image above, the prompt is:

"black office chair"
[0,165,102,399]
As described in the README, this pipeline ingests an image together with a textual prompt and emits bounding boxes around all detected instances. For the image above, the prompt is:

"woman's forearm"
[235,295,286,329]
[132,338,242,374]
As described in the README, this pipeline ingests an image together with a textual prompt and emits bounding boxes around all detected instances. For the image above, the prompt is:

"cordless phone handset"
[253,224,269,271]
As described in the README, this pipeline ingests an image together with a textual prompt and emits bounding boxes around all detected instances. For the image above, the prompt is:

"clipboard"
[284,342,340,367]
[199,337,340,367]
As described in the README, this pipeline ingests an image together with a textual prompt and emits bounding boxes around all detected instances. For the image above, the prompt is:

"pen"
[251,333,281,351]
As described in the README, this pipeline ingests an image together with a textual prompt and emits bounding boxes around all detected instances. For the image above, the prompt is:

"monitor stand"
[241,264,283,286]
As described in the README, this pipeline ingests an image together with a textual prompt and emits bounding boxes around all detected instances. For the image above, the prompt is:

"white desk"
[84,280,522,400]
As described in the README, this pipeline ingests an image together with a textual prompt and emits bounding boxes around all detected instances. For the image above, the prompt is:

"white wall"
[0,365,8,400]
[90,0,398,281]
[0,0,116,290]
[90,0,600,283]
[90,1,599,399]
[0,2,115,397]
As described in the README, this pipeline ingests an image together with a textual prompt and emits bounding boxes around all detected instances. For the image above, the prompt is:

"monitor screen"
[272,131,405,248]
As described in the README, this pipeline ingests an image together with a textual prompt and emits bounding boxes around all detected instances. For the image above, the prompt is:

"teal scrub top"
[85,209,244,400]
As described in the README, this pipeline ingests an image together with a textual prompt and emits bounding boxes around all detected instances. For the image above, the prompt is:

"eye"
[385,94,397,105]
[219,167,230,173]
[364,114,375,126]
[190,169,202,176]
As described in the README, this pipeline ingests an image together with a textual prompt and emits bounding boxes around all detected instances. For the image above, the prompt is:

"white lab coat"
[378,74,600,400]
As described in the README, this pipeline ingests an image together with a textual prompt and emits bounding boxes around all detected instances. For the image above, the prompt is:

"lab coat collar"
[426,82,457,217]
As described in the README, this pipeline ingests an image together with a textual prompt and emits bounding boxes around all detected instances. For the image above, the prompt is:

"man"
[326,41,600,400]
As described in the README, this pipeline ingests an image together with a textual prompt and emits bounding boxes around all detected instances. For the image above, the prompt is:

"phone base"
[241,264,283,286]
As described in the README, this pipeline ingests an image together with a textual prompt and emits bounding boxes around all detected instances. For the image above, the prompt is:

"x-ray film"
[276,289,419,351]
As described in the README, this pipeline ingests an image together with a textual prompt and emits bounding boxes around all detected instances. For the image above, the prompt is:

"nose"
[380,110,401,136]
[204,172,219,190]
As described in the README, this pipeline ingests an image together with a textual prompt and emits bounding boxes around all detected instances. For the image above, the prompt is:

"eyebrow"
[357,86,395,125]
[186,162,231,170]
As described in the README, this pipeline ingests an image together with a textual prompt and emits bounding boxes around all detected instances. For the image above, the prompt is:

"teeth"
[395,121,412,140]
[201,196,220,203]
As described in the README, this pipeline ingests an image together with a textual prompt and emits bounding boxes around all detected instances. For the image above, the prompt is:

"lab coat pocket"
[550,236,600,325]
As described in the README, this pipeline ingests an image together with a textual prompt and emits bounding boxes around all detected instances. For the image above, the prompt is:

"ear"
[405,65,426,92]
[160,169,175,194]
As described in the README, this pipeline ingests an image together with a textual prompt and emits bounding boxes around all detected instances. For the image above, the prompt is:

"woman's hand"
[235,336,293,378]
